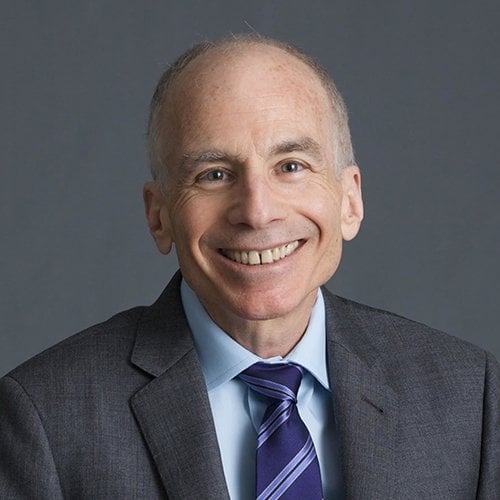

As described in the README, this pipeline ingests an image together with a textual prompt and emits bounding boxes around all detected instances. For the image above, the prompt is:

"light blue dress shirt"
[181,280,342,499]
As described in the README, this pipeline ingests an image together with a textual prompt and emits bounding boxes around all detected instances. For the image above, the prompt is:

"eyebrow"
[183,150,232,164]
[179,150,242,175]
[268,137,324,162]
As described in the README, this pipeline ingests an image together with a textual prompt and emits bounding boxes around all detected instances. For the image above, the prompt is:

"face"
[145,45,363,330]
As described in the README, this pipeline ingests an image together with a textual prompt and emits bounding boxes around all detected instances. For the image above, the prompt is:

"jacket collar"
[323,288,399,499]
[130,275,398,499]
[130,271,230,499]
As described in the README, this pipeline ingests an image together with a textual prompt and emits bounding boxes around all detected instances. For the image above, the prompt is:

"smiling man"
[1,36,498,499]
[144,40,362,359]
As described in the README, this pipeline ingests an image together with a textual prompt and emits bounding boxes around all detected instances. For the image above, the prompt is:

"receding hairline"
[147,34,355,181]
[154,34,335,101]
[166,36,332,91]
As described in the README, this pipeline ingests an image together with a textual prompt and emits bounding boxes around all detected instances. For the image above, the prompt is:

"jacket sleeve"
[476,351,500,499]
[0,376,64,499]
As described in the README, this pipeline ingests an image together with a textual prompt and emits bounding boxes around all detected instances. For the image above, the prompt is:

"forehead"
[169,44,331,115]
[163,45,334,157]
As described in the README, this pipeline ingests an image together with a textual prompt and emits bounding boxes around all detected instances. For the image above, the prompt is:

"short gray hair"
[147,34,356,183]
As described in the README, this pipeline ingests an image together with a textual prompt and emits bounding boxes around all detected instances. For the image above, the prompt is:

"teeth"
[248,251,260,265]
[222,240,300,266]
[261,249,273,264]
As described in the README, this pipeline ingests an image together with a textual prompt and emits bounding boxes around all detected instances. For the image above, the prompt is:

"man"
[0,35,498,499]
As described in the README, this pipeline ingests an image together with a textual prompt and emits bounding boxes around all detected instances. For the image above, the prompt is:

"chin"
[229,287,316,322]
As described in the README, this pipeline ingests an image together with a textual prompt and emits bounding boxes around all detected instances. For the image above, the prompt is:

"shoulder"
[321,288,500,455]
[322,288,495,381]
[4,272,186,395]
[5,305,148,391]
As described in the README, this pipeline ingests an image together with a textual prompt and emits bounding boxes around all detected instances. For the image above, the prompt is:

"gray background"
[1,1,499,376]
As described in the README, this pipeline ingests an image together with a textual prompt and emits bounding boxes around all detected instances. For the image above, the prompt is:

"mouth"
[220,240,300,266]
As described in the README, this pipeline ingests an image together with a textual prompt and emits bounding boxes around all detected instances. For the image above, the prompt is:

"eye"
[199,169,229,182]
[280,161,304,174]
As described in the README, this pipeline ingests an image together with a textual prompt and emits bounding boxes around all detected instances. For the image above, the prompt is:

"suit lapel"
[128,275,399,498]
[324,290,399,499]
[130,273,229,499]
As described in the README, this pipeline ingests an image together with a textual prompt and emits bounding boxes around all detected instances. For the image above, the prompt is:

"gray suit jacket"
[1,272,498,499]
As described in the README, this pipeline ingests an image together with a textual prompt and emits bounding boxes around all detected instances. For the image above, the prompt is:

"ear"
[143,182,173,254]
[340,166,364,241]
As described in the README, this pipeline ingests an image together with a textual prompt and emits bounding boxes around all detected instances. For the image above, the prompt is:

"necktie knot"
[239,362,303,404]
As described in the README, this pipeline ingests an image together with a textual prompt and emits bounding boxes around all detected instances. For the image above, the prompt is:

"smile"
[220,240,300,266]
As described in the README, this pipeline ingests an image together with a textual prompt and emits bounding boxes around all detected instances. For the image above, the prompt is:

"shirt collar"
[181,280,330,392]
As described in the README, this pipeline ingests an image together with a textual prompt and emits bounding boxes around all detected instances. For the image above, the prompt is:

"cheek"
[168,195,220,251]
[301,185,342,236]
[168,188,201,230]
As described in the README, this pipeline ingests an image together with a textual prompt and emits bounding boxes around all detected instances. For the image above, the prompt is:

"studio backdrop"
[1,0,499,375]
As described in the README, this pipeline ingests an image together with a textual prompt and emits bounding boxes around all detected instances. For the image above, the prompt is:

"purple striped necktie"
[240,362,323,500]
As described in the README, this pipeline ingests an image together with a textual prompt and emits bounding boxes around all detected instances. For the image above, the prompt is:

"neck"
[200,291,318,358]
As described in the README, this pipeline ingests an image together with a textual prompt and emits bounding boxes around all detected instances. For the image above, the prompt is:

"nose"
[227,173,287,228]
